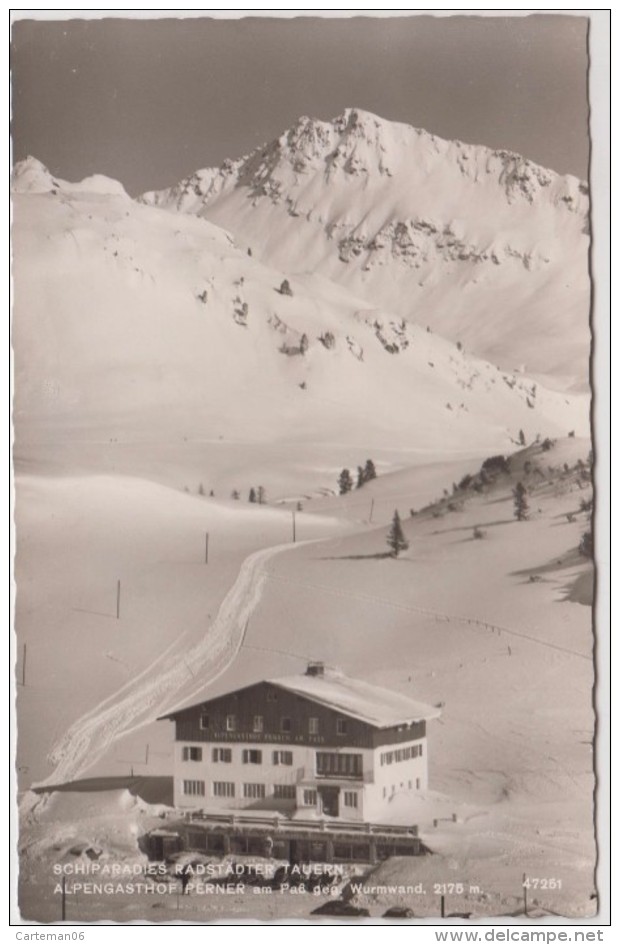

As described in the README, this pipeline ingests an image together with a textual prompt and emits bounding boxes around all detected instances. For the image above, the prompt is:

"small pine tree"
[513,481,529,521]
[364,459,377,482]
[279,279,293,296]
[518,429,526,446]
[231,490,240,500]
[248,488,256,503]
[257,486,266,505]
[356,466,365,489]
[299,333,308,355]
[386,510,409,557]
[338,469,354,495]
[198,483,205,496]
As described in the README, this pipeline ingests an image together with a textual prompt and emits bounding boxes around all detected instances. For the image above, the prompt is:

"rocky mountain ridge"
[140,109,590,389]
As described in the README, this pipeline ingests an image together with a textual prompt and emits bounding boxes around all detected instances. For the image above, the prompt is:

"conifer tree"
[386,510,409,557]
[513,481,529,521]
[364,459,377,482]
[338,469,354,495]
[248,487,256,503]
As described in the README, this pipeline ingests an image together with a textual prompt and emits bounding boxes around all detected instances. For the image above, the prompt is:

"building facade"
[161,663,440,823]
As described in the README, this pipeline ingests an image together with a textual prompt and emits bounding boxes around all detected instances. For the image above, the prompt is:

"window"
[303,789,318,807]
[242,749,262,765]
[336,718,348,735]
[280,717,292,734]
[199,714,209,730]
[316,752,362,778]
[309,717,319,735]
[213,781,235,798]
[380,744,422,765]
[182,746,202,762]
[243,783,265,799]
[272,750,293,766]
[183,779,205,796]
[273,784,296,800]
[212,747,232,763]
[226,715,236,732]
[344,791,358,808]
[253,715,264,733]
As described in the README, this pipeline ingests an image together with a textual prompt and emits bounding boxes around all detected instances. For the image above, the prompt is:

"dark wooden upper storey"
[162,682,426,750]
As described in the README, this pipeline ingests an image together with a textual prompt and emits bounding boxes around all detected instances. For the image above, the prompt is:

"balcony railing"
[297,766,374,784]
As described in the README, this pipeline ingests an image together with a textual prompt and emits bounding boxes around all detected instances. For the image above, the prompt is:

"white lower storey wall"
[173,737,428,823]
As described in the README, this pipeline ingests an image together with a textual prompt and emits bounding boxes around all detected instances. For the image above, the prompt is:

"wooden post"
[61,874,66,921]
[292,510,296,543]
[145,744,149,765]
[523,873,528,916]
[440,893,445,918]
[205,532,209,564]
[116,580,121,620]
[369,498,375,523]
[22,643,26,687]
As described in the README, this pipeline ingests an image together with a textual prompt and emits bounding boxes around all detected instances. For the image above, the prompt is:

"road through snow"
[21,539,306,818]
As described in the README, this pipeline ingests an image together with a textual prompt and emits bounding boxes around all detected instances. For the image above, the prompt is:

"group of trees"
[338,460,377,495]
[248,486,267,504]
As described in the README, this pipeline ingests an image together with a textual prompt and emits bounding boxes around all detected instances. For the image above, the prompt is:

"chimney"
[305,661,325,677]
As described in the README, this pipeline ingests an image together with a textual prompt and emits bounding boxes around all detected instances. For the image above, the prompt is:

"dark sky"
[11,14,590,195]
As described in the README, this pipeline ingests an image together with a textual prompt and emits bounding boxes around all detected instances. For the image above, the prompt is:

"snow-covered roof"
[269,670,440,728]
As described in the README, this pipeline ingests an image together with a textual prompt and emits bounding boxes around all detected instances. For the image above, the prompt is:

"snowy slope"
[12,169,588,484]
[142,109,590,388]
[17,439,595,920]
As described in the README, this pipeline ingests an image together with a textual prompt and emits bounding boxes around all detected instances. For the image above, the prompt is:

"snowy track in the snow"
[21,540,304,817]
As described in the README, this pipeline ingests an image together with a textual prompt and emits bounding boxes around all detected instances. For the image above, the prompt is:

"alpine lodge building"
[160,662,440,823]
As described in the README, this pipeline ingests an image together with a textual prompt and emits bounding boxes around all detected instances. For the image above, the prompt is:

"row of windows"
[316,752,363,777]
[183,780,297,800]
[182,747,293,765]
[380,744,423,766]
[198,714,348,736]
[382,779,421,797]
[183,781,360,808]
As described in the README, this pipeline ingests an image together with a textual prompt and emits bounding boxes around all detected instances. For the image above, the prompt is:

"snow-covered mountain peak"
[12,156,59,194]
[12,157,129,199]
[139,110,590,388]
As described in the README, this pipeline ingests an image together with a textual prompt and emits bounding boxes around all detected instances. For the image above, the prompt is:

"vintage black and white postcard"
[10,9,610,927]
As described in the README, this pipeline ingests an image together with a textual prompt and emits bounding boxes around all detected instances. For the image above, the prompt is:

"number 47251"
[523,878,562,890]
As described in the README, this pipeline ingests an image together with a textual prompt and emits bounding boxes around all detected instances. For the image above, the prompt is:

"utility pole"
[292,509,296,543]
[369,498,375,523]
[145,744,150,766]
[523,874,528,917]
[116,580,121,620]
[205,532,209,564]
[440,893,445,918]
[21,643,27,687]
[61,875,66,921]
